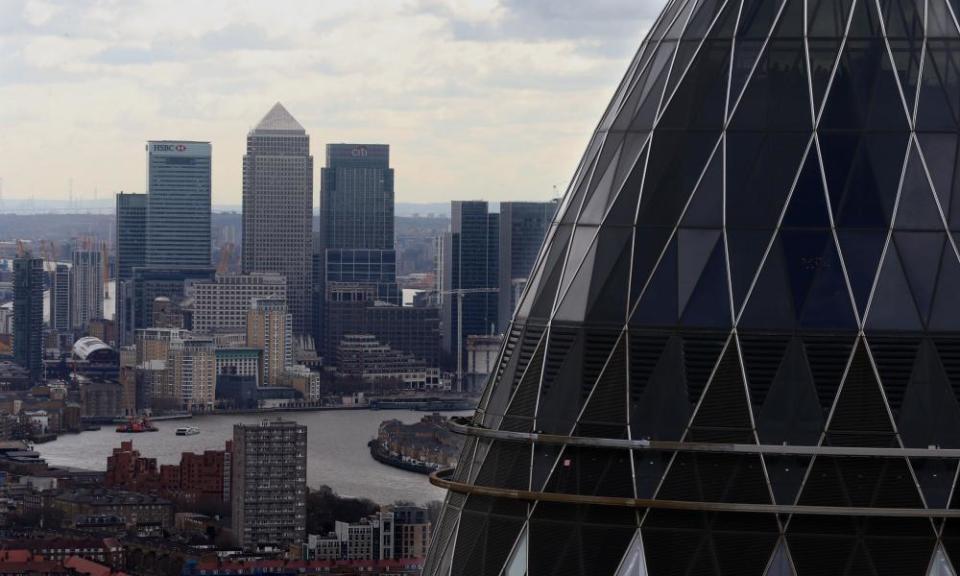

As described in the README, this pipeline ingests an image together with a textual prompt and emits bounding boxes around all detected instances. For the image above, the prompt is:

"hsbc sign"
[152,143,187,152]
[149,142,210,156]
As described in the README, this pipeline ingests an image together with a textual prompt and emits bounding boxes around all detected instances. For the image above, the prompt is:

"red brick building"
[103,440,231,504]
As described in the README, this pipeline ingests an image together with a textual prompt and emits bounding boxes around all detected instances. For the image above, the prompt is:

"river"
[35,409,470,505]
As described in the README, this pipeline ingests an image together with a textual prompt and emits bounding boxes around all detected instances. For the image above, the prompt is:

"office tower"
[127,267,216,338]
[438,201,499,379]
[232,419,307,550]
[50,264,70,333]
[13,256,44,382]
[192,273,287,334]
[69,247,104,330]
[246,298,292,386]
[242,103,313,337]
[318,144,399,359]
[497,201,557,331]
[425,2,960,575]
[168,337,216,411]
[145,141,211,268]
[116,192,147,333]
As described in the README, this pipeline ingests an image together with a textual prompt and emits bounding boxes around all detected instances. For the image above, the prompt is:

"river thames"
[35,409,470,505]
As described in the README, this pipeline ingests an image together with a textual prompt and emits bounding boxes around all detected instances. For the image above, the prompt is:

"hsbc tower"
[146,140,212,268]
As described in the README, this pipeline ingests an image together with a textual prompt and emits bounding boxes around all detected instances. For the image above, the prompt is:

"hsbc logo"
[153,143,189,152]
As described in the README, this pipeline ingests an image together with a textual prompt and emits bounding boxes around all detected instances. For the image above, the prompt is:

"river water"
[36,409,470,505]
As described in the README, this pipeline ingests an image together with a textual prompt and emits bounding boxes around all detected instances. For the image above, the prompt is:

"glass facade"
[425,1,960,575]
[146,141,211,268]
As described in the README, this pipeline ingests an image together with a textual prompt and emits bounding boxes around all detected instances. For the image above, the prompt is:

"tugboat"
[116,416,159,433]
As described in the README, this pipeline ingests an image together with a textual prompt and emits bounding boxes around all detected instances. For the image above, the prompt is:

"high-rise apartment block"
[13,256,44,382]
[146,141,211,268]
[498,201,557,330]
[192,273,287,334]
[246,299,292,386]
[115,192,147,335]
[439,201,499,375]
[50,263,71,333]
[242,103,313,337]
[168,338,216,411]
[231,419,307,550]
[70,248,104,330]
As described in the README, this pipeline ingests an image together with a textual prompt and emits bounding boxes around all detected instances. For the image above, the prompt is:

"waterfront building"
[69,247,103,330]
[192,273,286,333]
[497,201,557,331]
[438,201,499,374]
[281,364,320,401]
[242,103,313,337]
[231,418,307,550]
[50,263,70,333]
[168,337,216,411]
[214,348,261,387]
[246,298,292,386]
[426,1,960,575]
[145,141,211,268]
[116,192,147,327]
[336,334,441,390]
[135,327,186,365]
[13,256,43,382]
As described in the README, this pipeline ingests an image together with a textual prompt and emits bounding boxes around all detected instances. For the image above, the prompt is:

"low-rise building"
[48,489,174,536]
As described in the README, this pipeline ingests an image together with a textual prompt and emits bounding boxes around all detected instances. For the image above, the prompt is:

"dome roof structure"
[425,0,960,575]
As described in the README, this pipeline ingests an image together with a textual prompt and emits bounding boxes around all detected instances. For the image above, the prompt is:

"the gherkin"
[425,0,960,574]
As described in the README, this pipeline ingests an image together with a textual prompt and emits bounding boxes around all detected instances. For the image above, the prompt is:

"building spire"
[253,102,304,133]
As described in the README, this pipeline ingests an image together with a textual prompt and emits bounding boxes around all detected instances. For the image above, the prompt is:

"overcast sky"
[0,0,665,207]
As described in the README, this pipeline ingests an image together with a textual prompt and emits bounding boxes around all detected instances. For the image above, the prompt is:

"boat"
[175,426,200,436]
[116,416,158,433]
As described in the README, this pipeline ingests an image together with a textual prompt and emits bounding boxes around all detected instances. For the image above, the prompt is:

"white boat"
[175,426,200,436]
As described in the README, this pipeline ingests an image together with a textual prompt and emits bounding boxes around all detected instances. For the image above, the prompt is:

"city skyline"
[0,1,665,206]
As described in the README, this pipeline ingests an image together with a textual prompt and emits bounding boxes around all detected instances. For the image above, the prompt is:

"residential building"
[168,337,216,411]
[215,348,261,387]
[13,256,43,382]
[242,103,313,337]
[69,248,103,330]
[336,335,441,390]
[231,419,307,550]
[50,263,71,333]
[192,273,286,333]
[246,298,292,386]
[145,141,211,268]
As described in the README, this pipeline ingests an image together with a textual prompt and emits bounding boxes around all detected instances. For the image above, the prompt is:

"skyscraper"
[232,419,307,550]
[425,2,960,575]
[116,192,147,282]
[146,141,211,268]
[13,256,43,382]
[242,103,313,337]
[438,201,499,377]
[70,247,103,330]
[497,201,557,331]
[50,263,70,333]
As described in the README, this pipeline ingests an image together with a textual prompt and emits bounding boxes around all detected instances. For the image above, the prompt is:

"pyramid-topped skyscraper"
[425,1,960,574]
[242,102,314,337]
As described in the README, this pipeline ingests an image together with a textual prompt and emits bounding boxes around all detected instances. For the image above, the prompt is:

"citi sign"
[351,146,368,157]
[153,144,188,152]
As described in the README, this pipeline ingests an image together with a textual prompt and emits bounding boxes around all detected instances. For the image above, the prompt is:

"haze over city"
[0,0,664,206]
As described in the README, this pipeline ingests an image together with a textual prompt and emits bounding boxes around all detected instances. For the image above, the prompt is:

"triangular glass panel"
[803,335,857,413]
[836,229,887,317]
[534,330,582,435]
[825,340,898,447]
[729,37,811,131]
[636,131,721,228]
[631,236,678,327]
[727,228,777,314]
[655,451,771,503]
[521,224,572,321]
[780,229,833,314]
[895,231,947,325]
[679,235,732,327]
[677,228,722,316]
[808,0,854,38]
[503,525,528,576]
[634,450,674,498]
[917,133,958,217]
[889,38,923,117]
[912,458,960,509]
[918,40,960,132]
[738,236,797,329]
[663,0,697,40]
[930,0,960,38]
[614,531,649,576]
[934,335,960,413]
[929,244,960,331]
[740,334,791,410]
[556,225,598,307]
[726,132,809,230]
[729,38,766,114]
[797,240,858,330]
[681,332,728,408]
[615,41,677,133]
[629,226,674,312]
[848,0,885,37]
[679,143,723,228]
[738,0,786,39]
[879,0,925,40]
[771,0,804,38]
[898,339,960,448]
[763,540,797,576]
[820,132,909,229]
[868,335,922,416]
[896,143,947,231]
[628,331,670,402]
[782,148,831,228]
[765,454,812,506]
[632,335,691,442]
[808,39,844,116]
[474,440,532,490]
[577,136,624,226]
[500,336,545,433]
[576,336,629,438]
[756,337,824,446]
[660,37,733,131]
[682,0,729,41]
[556,226,633,324]
[929,546,958,576]
[545,446,635,498]
[687,338,754,443]
[865,241,925,331]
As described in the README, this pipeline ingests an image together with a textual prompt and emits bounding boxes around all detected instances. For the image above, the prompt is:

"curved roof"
[72,337,114,361]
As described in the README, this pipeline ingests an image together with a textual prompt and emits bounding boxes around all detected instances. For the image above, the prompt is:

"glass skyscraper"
[242,103,314,337]
[146,141,211,268]
[425,1,960,575]
[115,192,147,344]
[498,201,558,332]
[13,256,44,383]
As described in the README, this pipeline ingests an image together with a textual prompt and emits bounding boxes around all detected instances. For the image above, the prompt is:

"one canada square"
[242,103,313,337]
[425,0,960,575]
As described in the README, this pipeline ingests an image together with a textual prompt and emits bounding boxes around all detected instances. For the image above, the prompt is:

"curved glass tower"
[425,0,960,574]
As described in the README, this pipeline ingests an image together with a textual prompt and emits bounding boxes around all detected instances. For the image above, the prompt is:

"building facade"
[115,192,147,327]
[425,2,960,575]
[169,338,216,411]
[13,256,43,382]
[192,273,287,333]
[231,419,307,550]
[246,298,292,386]
[497,201,557,331]
[241,103,313,337]
[50,263,71,333]
[69,248,103,330]
[146,141,211,268]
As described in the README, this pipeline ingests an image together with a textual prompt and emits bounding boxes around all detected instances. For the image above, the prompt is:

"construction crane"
[217,242,234,274]
[438,287,499,392]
